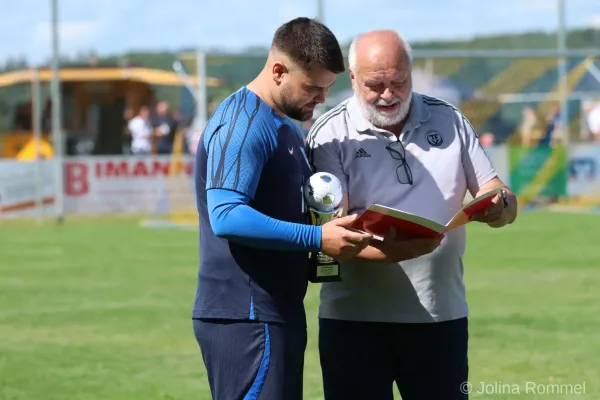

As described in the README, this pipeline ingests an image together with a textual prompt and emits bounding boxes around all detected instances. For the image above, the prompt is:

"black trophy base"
[308,252,342,283]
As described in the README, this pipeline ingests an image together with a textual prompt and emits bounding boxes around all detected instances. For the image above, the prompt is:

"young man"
[192,17,372,400]
[307,30,518,400]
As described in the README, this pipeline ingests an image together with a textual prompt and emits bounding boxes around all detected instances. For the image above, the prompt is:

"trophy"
[307,207,343,283]
[304,172,344,283]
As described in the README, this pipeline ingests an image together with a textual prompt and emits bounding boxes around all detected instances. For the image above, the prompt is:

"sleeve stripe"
[422,95,479,137]
[421,94,459,111]
[208,95,237,186]
[306,104,347,165]
[461,115,479,137]
[210,93,244,188]
[230,96,262,190]
[210,91,262,192]
[305,103,346,152]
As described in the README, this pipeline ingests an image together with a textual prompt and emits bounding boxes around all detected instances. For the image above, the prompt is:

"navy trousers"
[319,317,469,400]
[193,319,307,400]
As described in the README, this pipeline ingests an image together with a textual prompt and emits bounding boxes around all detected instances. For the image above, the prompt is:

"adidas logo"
[355,148,371,158]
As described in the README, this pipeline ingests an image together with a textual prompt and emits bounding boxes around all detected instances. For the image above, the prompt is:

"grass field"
[1,211,599,400]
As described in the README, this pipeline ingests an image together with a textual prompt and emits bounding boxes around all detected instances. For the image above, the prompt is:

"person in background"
[585,100,600,142]
[479,132,495,149]
[153,101,178,154]
[520,106,542,147]
[127,105,153,155]
[538,103,561,147]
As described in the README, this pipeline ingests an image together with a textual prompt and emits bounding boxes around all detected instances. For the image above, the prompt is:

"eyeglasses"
[385,141,413,185]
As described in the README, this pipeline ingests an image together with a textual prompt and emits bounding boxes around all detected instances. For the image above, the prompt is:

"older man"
[306,30,518,400]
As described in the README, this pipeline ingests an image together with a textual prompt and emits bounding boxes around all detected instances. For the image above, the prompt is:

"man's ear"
[272,61,288,85]
[349,68,356,90]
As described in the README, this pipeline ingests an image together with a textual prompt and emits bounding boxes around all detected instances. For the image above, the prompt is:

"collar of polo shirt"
[346,92,431,136]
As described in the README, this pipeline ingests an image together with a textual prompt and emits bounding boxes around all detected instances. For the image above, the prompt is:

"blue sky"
[2,0,600,64]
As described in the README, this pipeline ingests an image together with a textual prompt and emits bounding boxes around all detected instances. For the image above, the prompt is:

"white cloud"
[516,0,558,12]
[34,21,102,53]
[279,3,311,22]
[585,15,600,27]
[2,0,599,64]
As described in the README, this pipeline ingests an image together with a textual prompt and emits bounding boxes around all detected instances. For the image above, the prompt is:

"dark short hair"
[271,17,345,74]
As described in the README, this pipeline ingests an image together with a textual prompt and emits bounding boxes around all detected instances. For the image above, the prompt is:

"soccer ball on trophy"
[304,172,343,214]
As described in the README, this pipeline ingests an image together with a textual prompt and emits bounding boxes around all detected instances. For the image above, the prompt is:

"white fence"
[1,145,600,219]
[0,155,195,219]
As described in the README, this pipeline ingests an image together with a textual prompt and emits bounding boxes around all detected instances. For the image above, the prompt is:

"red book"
[350,187,503,239]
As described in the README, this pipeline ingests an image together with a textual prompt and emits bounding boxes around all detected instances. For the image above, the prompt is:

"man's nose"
[315,88,328,104]
[380,88,393,102]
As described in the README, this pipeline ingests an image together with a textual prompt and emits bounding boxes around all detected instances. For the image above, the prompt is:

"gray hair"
[347,31,413,70]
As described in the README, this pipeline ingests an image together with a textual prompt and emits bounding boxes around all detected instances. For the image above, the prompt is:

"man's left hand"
[469,192,507,227]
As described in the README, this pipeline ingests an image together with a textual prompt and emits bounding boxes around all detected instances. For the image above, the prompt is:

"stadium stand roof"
[0,66,222,88]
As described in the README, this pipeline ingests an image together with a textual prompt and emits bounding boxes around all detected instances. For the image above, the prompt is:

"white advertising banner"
[0,155,196,218]
[567,144,600,204]
[3,145,598,219]
[63,155,196,215]
[0,159,56,218]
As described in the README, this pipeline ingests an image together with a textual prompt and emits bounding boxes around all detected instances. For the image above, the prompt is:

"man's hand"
[469,192,505,225]
[468,178,518,229]
[469,188,518,228]
[321,214,373,260]
[368,226,443,263]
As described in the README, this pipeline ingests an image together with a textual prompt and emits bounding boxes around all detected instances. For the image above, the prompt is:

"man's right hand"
[376,226,443,262]
[320,214,372,260]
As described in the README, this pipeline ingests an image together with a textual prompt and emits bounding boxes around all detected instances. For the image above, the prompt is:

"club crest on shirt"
[426,130,443,147]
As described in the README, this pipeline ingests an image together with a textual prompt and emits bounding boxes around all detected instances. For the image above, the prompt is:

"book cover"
[350,187,503,239]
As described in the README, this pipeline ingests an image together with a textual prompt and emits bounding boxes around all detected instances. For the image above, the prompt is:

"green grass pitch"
[1,211,599,399]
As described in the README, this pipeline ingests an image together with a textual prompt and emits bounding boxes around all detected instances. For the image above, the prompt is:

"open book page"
[445,186,504,230]
[351,187,504,238]
[351,204,446,239]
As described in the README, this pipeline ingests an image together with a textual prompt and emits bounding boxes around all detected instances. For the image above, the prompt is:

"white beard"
[356,91,412,127]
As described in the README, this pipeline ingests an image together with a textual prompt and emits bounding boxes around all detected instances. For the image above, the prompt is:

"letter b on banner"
[65,162,89,196]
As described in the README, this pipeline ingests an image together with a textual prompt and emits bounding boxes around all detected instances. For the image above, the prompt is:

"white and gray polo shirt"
[306,92,497,323]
